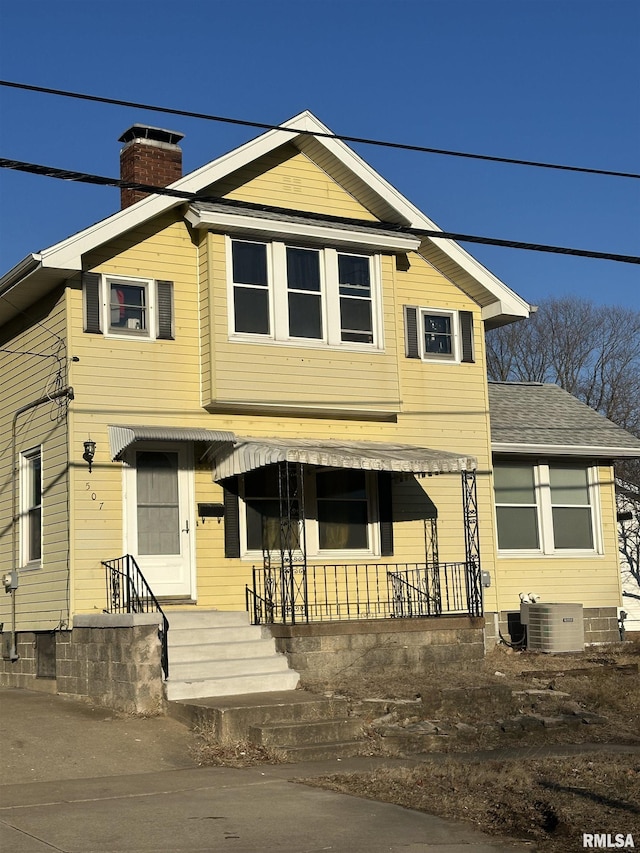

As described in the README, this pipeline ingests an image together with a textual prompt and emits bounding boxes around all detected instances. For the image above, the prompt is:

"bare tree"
[486,295,640,589]
[618,483,640,615]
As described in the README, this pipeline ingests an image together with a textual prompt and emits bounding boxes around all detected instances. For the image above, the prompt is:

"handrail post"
[102,555,169,680]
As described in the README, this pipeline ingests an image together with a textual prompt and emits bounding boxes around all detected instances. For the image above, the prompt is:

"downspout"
[9,386,74,661]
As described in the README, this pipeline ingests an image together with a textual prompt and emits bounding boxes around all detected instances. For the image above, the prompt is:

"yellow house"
[1,112,638,710]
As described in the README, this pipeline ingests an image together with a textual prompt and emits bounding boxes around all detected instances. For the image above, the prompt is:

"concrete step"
[164,610,299,701]
[169,638,274,663]
[167,610,251,629]
[167,625,264,646]
[166,670,300,701]
[272,740,367,762]
[167,691,350,741]
[170,654,293,681]
[250,717,363,748]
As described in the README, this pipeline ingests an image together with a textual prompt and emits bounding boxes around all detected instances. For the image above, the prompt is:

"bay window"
[229,238,380,349]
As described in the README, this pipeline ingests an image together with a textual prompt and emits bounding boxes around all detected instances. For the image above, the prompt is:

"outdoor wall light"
[83,439,96,473]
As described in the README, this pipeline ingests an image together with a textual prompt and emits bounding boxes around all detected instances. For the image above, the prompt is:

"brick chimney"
[118,124,184,209]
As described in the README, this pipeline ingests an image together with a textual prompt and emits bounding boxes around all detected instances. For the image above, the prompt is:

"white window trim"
[20,446,42,570]
[238,468,380,560]
[494,460,603,557]
[82,274,160,341]
[226,237,384,352]
[418,307,460,363]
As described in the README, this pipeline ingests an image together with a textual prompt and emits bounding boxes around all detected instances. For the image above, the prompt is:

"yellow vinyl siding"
[67,215,205,613]
[211,145,378,221]
[0,288,71,631]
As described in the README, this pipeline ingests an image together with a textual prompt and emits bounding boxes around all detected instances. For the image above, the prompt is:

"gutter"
[0,254,42,297]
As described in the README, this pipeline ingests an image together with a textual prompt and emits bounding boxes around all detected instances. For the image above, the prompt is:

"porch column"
[462,469,483,616]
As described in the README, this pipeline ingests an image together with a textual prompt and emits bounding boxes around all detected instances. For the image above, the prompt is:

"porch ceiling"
[209,436,477,479]
[108,425,236,460]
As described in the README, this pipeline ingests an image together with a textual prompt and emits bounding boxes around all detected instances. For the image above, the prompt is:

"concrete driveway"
[0,688,529,852]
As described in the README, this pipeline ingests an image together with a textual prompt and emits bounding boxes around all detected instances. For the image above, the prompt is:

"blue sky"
[0,0,638,310]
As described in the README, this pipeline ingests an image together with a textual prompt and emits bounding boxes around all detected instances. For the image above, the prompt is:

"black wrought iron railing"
[102,555,169,679]
[247,561,480,625]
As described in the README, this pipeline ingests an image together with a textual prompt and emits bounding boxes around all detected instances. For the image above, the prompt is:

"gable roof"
[0,110,530,327]
[489,382,640,457]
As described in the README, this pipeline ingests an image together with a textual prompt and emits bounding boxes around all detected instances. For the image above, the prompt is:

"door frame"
[122,442,196,599]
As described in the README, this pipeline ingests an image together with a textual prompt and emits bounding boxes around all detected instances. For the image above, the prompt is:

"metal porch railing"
[246,561,480,625]
[102,555,169,679]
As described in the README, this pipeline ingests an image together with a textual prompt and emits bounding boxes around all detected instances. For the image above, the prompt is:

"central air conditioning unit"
[520,603,584,653]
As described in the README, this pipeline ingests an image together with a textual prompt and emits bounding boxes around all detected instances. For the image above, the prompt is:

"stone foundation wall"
[0,614,164,714]
[268,616,485,684]
[486,606,621,650]
[0,632,57,692]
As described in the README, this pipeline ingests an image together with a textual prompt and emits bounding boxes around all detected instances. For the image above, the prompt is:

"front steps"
[168,690,366,761]
[165,610,299,701]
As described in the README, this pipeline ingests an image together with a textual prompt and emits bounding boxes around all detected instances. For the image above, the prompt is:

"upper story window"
[109,280,148,334]
[493,461,599,554]
[422,310,456,359]
[20,447,42,567]
[83,273,174,340]
[404,305,474,363]
[229,239,380,349]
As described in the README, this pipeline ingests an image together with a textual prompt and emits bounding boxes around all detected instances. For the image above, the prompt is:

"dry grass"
[307,754,640,853]
[190,731,285,767]
[302,641,640,851]
[305,641,640,749]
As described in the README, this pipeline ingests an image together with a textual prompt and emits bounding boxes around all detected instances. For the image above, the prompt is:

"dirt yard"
[304,640,640,853]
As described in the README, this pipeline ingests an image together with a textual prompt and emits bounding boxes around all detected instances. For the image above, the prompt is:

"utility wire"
[0,348,61,359]
[1,157,638,265]
[1,79,638,181]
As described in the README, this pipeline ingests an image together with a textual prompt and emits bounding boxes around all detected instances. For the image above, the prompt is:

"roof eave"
[492,442,640,458]
[2,110,531,325]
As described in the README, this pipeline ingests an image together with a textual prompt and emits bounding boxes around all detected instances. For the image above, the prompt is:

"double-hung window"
[494,461,599,554]
[404,305,474,363]
[229,239,379,349]
[287,247,323,339]
[232,240,270,335]
[83,273,174,340]
[21,448,42,567]
[338,254,373,344]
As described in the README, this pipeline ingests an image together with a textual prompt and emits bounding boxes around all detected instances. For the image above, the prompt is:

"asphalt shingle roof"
[488,382,640,456]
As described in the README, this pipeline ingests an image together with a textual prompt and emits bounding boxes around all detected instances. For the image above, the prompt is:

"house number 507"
[86,483,103,509]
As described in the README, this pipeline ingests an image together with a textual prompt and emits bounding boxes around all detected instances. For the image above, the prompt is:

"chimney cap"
[119,124,184,146]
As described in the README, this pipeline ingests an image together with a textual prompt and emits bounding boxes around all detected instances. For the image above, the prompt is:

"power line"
[1,79,639,181]
[1,154,639,266]
[1,156,638,265]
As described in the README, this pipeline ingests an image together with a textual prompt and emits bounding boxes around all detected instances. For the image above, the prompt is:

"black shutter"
[378,472,394,557]
[404,305,420,358]
[223,478,241,558]
[156,280,174,340]
[460,311,475,363]
[82,272,102,334]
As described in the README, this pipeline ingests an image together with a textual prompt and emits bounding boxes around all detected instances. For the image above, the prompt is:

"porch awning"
[210,436,476,480]
[108,425,236,461]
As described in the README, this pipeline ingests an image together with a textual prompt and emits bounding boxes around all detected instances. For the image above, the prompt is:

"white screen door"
[125,445,193,598]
